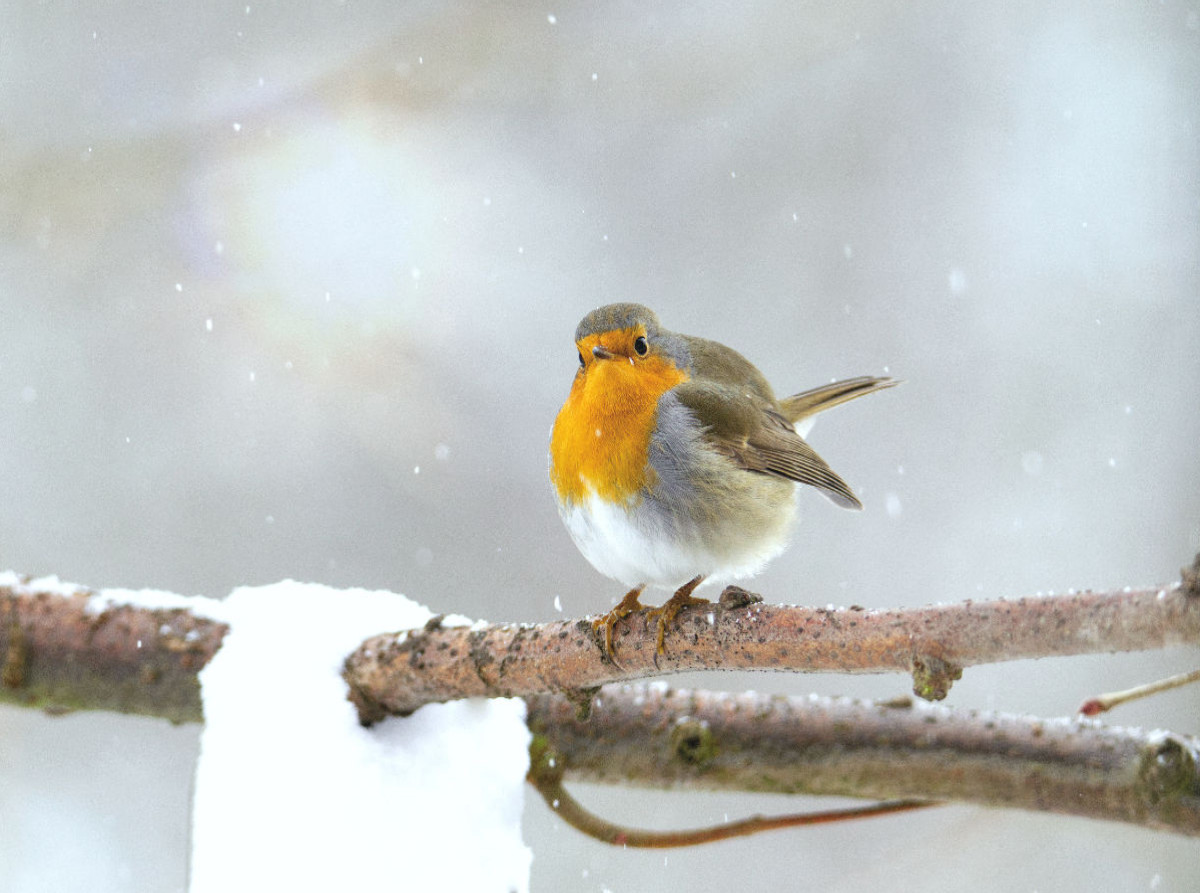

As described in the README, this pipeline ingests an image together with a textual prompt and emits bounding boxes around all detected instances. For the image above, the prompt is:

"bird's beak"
[592,344,615,360]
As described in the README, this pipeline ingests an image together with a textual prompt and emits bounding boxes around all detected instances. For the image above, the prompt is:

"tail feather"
[779,376,899,425]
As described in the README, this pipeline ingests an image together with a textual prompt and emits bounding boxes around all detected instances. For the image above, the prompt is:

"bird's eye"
[633,335,649,357]
[577,351,585,369]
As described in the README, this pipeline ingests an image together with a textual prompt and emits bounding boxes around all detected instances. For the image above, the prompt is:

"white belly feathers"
[559,487,795,591]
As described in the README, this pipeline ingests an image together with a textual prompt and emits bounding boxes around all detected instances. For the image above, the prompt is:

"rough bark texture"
[526,685,1200,836]
[342,581,1200,720]
[0,580,224,724]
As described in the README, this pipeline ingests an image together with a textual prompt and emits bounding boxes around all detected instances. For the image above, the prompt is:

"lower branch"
[526,685,1200,837]
[528,733,935,847]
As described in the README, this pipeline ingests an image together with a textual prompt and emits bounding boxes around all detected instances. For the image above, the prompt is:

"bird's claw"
[591,585,646,662]
[646,575,708,656]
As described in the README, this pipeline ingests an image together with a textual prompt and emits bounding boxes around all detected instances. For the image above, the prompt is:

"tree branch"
[342,571,1200,721]
[526,685,1200,837]
[3,568,1199,838]
[0,577,223,724]
[527,734,937,848]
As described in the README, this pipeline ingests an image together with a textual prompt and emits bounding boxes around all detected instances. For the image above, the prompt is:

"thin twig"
[529,733,936,847]
[1078,668,1200,716]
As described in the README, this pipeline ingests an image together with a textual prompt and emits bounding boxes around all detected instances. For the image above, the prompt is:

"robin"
[549,303,896,659]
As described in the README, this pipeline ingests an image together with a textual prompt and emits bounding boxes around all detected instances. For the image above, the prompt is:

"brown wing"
[672,381,863,509]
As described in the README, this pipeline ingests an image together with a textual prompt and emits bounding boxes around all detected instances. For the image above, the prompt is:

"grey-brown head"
[574,303,663,342]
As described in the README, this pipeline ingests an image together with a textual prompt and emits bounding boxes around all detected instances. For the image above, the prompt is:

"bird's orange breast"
[550,337,689,507]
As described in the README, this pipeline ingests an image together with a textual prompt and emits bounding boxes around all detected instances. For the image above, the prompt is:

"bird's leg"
[591,585,647,660]
[647,575,708,655]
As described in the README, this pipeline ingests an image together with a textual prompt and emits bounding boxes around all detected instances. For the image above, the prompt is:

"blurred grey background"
[2,2,1198,890]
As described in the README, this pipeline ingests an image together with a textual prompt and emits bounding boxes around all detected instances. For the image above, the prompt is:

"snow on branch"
[0,573,225,723]
[0,575,534,889]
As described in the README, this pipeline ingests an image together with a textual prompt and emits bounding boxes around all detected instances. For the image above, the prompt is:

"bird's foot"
[591,585,647,661]
[646,575,709,656]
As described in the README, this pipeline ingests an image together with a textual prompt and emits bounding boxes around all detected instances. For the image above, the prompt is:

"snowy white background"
[2,2,1198,891]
